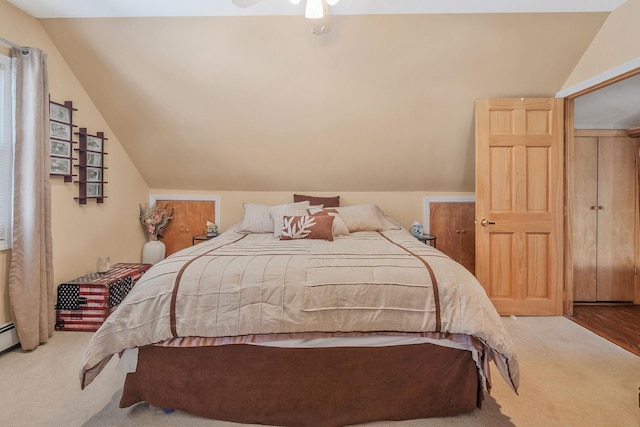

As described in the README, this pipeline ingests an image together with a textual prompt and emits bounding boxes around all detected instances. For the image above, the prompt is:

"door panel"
[459,202,476,274]
[476,98,563,315]
[596,137,636,301]
[488,233,514,298]
[526,233,550,298]
[158,200,216,256]
[489,148,512,211]
[429,203,459,262]
[572,137,598,301]
[526,147,549,211]
[158,200,187,257]
[185,201,216,239]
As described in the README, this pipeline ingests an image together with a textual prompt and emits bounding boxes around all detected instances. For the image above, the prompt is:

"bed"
[80,201,519,426]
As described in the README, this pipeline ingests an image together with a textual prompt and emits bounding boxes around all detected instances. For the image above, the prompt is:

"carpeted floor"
[1,316,639,427]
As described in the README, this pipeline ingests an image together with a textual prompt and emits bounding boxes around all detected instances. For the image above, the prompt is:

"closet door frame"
[561,64,640,314]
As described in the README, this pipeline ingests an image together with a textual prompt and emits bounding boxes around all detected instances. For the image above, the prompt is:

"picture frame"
[50,139,71,157]
[86,135,103,152]
[50,157,71,175]
[86,152,102,167]
[86,167,102,182]
[50,121,71,140]
[49,102,72,124]
[86,183,102,198]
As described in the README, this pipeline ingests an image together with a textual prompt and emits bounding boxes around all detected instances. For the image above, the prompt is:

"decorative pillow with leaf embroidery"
[280,215,335,241]
[309,207,350,236]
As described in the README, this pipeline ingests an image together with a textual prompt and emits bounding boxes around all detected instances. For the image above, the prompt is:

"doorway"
[563,66,640,354]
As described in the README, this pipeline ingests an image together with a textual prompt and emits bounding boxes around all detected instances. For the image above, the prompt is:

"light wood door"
[158,200,215,256]
[475,98,564,315]
[573,134,637,302]
[572,137,598,301]
[597,137,636,301]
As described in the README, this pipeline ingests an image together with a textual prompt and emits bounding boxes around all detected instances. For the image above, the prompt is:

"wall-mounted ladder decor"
[74,127,108,204]
[49,99,77,183]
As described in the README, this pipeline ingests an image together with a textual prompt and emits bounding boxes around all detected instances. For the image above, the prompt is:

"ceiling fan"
[232,0,341,35]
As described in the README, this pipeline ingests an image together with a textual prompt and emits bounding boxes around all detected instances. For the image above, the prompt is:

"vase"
[142,239,166,264]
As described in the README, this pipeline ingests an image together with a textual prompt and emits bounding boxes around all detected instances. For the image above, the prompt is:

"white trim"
[0,322,19,353]
[423,196,475,234]
[149,194,221,228]
[555,57,640,98]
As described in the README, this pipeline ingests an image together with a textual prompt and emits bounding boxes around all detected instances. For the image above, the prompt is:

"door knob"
[480,219,496,227]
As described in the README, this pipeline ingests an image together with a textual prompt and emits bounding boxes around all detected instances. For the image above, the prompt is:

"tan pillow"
[336,204,399,232]
[280,215,335,241]
[310,207,350,236]
[270,201,311,238]
[237,203,273,233]
[293,194,340,208]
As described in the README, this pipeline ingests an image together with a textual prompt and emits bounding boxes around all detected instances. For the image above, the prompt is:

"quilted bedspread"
[80,227,519,391]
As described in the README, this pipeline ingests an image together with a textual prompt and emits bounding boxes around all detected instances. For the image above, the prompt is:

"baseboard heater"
[0,322,19,353]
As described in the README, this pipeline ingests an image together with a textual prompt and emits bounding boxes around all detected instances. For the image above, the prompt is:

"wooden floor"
[567,304,640,357]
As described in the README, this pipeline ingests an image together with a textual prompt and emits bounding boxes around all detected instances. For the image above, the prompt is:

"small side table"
[416,234,437,248]
[192,234,216,245]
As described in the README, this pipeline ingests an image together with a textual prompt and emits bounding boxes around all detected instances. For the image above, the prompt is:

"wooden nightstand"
[192,234,217,245]
[416,234,437,248]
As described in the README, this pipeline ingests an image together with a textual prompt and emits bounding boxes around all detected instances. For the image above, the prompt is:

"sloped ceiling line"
[37,12,611,191]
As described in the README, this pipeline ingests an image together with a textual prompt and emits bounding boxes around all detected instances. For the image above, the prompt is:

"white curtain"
[8,46,54,350]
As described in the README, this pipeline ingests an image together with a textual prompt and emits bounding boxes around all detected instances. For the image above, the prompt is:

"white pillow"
[237,203,274,233]
[331,215,350,236]
[270,201,311,237]
[336,204,399,232]
[307,205,324,215]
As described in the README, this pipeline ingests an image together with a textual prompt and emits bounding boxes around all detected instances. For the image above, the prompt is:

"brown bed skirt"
[120,342,482,427]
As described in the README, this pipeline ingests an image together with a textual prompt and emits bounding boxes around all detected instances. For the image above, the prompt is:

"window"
[0,54,13,250]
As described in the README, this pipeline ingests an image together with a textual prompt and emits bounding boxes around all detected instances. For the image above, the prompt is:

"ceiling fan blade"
[232,0,263,8]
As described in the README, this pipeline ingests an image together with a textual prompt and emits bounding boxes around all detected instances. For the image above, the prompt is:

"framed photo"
[50,121,71,140]
[50,102,72,124]
[87,135,103,152]
[86,183,102,198]
[87,167,102,182]
[50,140,71,157]
[87,152,102,167]
[50,157,71,175]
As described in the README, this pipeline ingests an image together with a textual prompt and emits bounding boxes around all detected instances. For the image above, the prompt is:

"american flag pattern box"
[55,263,151,332]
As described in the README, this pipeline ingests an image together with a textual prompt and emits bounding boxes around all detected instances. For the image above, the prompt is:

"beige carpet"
[1,316,638,427]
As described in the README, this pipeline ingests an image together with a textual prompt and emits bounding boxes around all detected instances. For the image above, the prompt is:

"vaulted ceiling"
[12,2,618,191]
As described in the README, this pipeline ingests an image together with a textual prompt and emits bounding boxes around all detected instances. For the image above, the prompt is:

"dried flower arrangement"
[139,203,174,241]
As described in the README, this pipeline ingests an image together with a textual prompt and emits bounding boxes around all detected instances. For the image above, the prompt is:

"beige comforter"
[80,227,519,391]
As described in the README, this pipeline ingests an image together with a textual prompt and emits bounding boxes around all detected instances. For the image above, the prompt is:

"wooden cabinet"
[572,131,637,302]
[429,202,475,274]
[157,200,216,256]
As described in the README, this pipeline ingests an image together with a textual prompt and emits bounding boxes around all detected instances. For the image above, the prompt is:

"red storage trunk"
[55,263,151,332]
